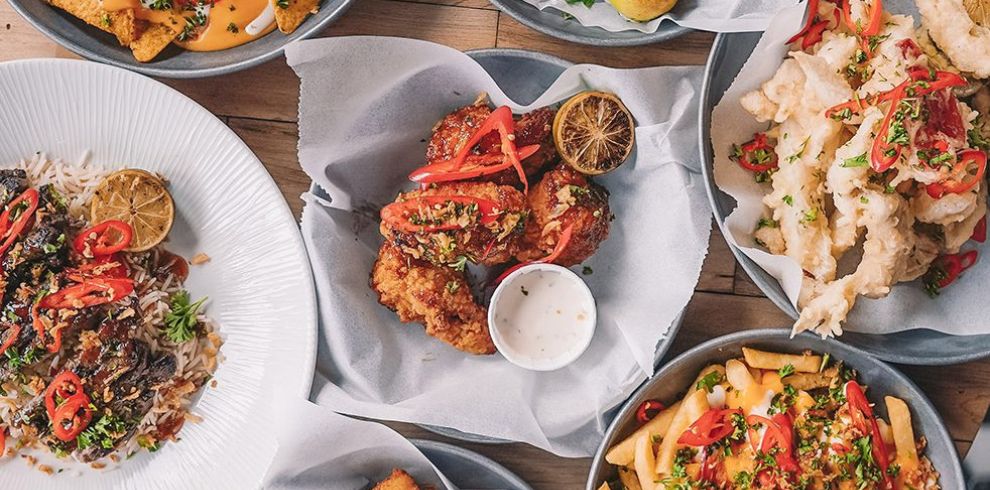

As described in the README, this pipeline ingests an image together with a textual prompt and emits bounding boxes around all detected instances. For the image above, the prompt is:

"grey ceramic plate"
[586,328,965,489]
[7,0,353,78]
[698,5,990,365]
[412,439,532,490]
[489,0,690,47]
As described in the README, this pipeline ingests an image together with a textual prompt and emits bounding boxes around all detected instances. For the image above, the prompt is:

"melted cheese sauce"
[99,0,276,52]
[490,267,595,371]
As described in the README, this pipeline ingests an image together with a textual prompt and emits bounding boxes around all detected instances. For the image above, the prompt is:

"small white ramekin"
[488,263,597,371]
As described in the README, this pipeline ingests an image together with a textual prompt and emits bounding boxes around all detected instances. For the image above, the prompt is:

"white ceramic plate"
[0,58,317,489]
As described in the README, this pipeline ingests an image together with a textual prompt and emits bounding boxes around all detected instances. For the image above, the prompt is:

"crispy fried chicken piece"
[516,165,611,266]
[372,469,421,490]
[371,244,494,355]
[424,103,558,185]
[380,182,527,267]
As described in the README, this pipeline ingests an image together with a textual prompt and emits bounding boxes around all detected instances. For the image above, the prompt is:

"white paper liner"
[710,1,990,335]
[263,400,454,489]
[285,36,713,456]
[521,0,798,35]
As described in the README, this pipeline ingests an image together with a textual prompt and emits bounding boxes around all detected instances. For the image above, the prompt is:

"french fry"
[618,466,644,490]
[782,368,838,391]
[742,347,821,373]
[634,434,657,490]
[886,396,920,473]
[605,400,682,466]
[655,389,709,476]
[693,364,726,386]
[725,359,757,392]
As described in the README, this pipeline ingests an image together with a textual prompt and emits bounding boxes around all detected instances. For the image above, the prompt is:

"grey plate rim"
[5,0,355,79]
[411,439,533,490]
[585,328,965,489]
[489,0,691,47]
[698,31,990,366]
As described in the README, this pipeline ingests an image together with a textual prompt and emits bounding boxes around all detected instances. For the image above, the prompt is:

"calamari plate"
[0,58,317,488]
[490,0,691,46]
[411,439,532,490]
[586,329,964,489]
[698,0,990,365]
[7,0,354,78]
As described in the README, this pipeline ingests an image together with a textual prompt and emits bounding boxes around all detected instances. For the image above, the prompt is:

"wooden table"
[2,1,988,487]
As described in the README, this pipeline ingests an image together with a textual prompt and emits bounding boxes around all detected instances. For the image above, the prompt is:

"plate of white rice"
[0,58,317,489]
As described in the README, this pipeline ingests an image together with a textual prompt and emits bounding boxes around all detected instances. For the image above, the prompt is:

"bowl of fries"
[587,329,963,489]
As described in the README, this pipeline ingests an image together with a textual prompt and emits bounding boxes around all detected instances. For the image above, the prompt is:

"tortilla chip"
[48,0,135,45]
[272,0,318,34]
[47,0,179,62]
[129,19,180,62]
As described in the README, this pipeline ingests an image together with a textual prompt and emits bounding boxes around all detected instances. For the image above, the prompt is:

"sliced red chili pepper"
[972,215,986,243]
[380,196,501,234]
[843,0,885,56]
[0,324,20,358]
[39,278,134,310]
[69,254,130,281]
[51,393,93,442]
[635,399,664,424]
[409,145,540,184]
[733,133,778,173]
[441,106,530,192]
[73,220,133,257]
[698,446,724,483]
[786,0,820,45]
[44,371,85,420]
[845,381,894,489]
[746,414,800,475]
[929,250,978,289]
[0,427,5,456]
[0,188,39,259]
[926,150,987,199]
[678,408,742,446]
[801,20,830,50]
[493,225,575,284]
[870,85,907,172]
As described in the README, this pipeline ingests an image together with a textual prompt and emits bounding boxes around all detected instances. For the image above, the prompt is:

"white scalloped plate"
[0,58,317,489]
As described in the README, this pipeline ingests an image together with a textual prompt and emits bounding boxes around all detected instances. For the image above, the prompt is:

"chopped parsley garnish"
[164,291,206,343]
[444,281,459,294]
[226,22,239,33]
[782,195,794,206]
[76,414,127,450]
[860,196,870,204]
[757,217,779,229]
[177,11,208,41]
[695,370,723,393]
[100,13,112,27]
[841,153,868,168]
[818,352,831,372]
[801,208,818,224]
[148,0,172,9]
[448,255,468,272]
[276,0,289,8]
[778,363,795,378]
[581,266,593,275]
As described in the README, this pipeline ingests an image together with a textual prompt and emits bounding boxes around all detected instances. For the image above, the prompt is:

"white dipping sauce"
[489,264,596,371]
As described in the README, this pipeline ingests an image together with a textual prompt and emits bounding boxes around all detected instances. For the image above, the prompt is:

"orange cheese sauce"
[99,0,276,52]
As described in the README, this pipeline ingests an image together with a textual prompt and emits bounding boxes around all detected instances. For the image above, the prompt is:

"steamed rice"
[0,154,222,468]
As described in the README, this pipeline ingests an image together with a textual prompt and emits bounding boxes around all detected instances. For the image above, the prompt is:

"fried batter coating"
[517,165,611,266]
[380,182,528,267]
[424,102,558,184]
[372,469,421,490]
[371,244,495,355]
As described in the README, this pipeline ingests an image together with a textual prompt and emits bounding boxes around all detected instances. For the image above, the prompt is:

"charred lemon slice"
[90,169,174,252]
[553,91,635,175]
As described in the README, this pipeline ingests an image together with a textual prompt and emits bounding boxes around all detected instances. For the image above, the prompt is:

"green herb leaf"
[841,153,868,168]
[163,291,206,343]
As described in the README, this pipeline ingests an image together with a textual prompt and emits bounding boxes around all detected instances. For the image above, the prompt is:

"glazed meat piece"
[14,302,176,461]
[371,244,494,355]
[424,102,558,185]
[516,165,611,266]
[379,182,528,267]
[0,169,28,207]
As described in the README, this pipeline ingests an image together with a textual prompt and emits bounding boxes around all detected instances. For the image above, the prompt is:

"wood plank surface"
[0,0,987,487]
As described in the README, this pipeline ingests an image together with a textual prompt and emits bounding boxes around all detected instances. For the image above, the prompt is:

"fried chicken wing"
[516,165,611,266]
[371,244,494,355]
[380,182,528,267]
[372,469,421,490]
[424,102,558,185]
